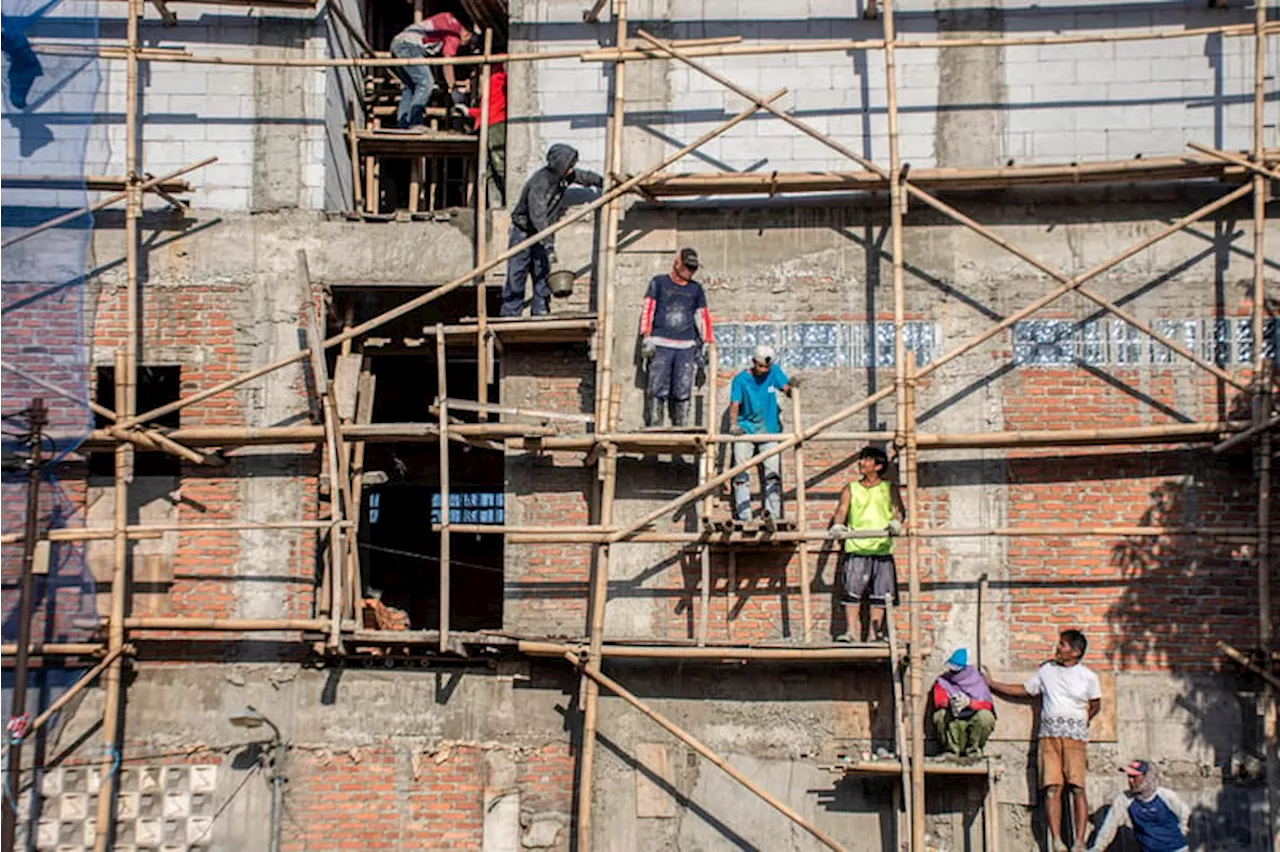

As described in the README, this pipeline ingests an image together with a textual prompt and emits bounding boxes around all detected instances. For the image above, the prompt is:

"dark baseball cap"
[679,247,699,272]
[1121,760,1150,776]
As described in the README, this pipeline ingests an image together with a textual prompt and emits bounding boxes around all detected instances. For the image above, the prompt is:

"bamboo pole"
[578,0,629,809]
[1188,141,1280,182]
[437,327,451,653]
[1217,640,1280,691]
[574,657,848,851]
[517,640,889,661]
[347,367,375,624]
[885,599,911,848]
[904,350,925,852]
[790,387,812,643]
[475,29,493,413]
[0,644,104,657]
[484,525,1258,544]
[124,617,327,631]
[698,341,720,647]
[9,645,129,746]
[602,180,1254,546]
[1214,414,1279,454]
[93,348,132,852]
[306,288,347,653]
[433,398,593,423]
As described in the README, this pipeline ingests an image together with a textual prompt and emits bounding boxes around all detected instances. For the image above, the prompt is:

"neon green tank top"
[845,479,893,556]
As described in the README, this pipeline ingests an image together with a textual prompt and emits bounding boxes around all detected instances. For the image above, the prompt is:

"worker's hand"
[887,519,903,536]
[450,88,468,106]
[450,104,469,117]
[948,692,971,715]
[787,374,802,388]
[640,336,657,360]
[827,523,851,539]
[700,341,711,363]
[545,247,558,268]
[729,424,744,437]
[980,666,993,683]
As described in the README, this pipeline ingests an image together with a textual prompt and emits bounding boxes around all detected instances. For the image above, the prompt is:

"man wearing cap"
[1088,760,1190,852]
[726,346,795,523]
[985,629,1102,852]
[638,249,713,428]
[930,648,996,757]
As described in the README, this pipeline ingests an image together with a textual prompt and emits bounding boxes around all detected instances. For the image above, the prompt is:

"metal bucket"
[548,269,575,298]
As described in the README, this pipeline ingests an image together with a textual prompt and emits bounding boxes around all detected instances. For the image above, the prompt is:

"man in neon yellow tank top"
[828,446,905,642]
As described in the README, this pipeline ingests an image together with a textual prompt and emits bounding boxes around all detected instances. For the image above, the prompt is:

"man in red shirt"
[388,12,472,130]
[466,63,507,204]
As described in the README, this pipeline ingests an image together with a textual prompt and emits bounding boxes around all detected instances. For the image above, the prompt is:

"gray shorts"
[839,553,897,605]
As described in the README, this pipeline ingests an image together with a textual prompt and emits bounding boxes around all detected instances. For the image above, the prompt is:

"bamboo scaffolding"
[518,640,888,660]
[1188,141,1280,182]
[791,388,812,643]
[0,644,104,657]
[1218,640,1280,691]
[432,398,594,423]
[904,351,926,852]
[437,328,451,653]
[885,599,911,847]
[698,341,719,647]
[6,645,130,748]
[573,656,848,851]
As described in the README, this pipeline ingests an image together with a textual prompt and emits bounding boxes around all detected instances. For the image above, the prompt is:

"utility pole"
[3,397,48,852]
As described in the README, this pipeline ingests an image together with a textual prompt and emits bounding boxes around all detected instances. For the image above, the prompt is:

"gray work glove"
[887,519,904,536]
[700,341,711,363]
[787,374,802,388]
[729,423,744,437]
[640,336,657,361]
[948,692,971,715]
[545,247,558,268]
[827,523,852,539]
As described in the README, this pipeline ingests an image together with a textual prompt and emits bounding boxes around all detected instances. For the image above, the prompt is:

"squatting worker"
[726,345,796,524]
[500,144,603,318]
[985,630,1102,852]
[638,248,713,428]
[388,11,472,130]
[1088,760,1190,852]
[931,648,996,757]
[827,446,904,643]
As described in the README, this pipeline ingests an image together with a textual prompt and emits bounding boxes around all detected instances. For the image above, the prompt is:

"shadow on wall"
[1105,390,1269,848]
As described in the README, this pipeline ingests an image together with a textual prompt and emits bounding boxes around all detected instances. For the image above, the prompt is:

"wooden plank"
[334,353,363,420]
[634,743,676,818]
[987,669,1117,742]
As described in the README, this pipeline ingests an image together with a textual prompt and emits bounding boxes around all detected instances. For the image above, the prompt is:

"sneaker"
[834,632,854,643]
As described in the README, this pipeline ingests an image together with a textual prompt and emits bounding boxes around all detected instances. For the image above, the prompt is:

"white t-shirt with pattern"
[1024,661,1102,741]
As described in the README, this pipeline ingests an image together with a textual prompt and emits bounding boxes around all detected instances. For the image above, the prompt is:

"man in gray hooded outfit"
[501,143,603,317]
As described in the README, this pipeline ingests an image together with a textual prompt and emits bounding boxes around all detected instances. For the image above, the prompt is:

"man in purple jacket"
[931,648,996,757]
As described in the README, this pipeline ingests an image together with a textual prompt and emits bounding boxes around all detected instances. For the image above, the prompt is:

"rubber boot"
[644,395,665,428]
[669,398,691,428]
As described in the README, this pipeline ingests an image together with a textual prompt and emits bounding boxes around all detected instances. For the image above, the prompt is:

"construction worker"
[828,446,904,642]
[984,630,1103,852]
[638,248,713,428]
[388,12,473,130]
[726,345,796,524]
[1088,760,1190,852]
[930,648,996,757]
[465,62,507,205]
[500,144,603,318]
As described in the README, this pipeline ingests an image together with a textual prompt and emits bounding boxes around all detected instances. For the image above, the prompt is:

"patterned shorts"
[839,553,897,605]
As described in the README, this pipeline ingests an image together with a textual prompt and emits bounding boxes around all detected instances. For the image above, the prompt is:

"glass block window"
[1013,317,1278,369]
[1013,320,1076,365]
[717,321,938,370]
[430,491,505,524]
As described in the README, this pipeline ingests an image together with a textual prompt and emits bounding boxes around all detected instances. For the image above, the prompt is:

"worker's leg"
[932,709,961,755]
[866,556,896,640]
[1039,737,1067,849]
[836,554,869,641]
[645,347,675,428]
[1061,739,1089,849]
[667,346,697,427]
[389,40,432,128]
[500,226,531,317]
[529,242,551,315]
[731,440,755,521]
[759,440,781,518]
[966,709,995,755]
[487,122,507,205]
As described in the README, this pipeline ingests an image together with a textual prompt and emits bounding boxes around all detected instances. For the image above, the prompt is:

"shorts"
[839,553,897,605]
[1038,736,1087,789]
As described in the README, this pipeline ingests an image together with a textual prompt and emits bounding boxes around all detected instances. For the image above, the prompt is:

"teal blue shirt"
[730,364,789,434]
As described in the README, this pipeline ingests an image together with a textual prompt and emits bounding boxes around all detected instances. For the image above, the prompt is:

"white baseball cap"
[752,344,775,366]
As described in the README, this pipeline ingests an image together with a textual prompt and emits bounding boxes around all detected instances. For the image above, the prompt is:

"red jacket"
[468,66,507,130]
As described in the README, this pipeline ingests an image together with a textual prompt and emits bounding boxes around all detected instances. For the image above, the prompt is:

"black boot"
[669,398,691,428]
[644,395,665,428]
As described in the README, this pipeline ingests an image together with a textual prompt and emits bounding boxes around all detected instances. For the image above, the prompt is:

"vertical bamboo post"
[885,598,911,849]
[577,2,628,846]
[1251,0,1267,371]
[905,350,925,852]
[348,366,375,624]
[698,341,718,646]
[437,325,451,653]
[476,29,494,413]
[93,349,132,852]
[791,387,811,642]
[94,0,142,839]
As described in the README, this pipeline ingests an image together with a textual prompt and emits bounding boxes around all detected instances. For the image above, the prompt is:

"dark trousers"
[646,345,697,401]
[500,225,550,317]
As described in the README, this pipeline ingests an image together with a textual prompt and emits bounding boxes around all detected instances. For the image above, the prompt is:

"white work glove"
[700,341,711,363]
[887,519,904,536]
[640,336,657,360]
[729,423,744,436]
[827,523,852,539]
[787,374,802,388]
[948,692,971,715]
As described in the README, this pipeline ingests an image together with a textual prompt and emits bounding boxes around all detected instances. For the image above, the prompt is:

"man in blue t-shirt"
[639,248,713,428]
[726,345,796,522]
[1088,760,1190,852]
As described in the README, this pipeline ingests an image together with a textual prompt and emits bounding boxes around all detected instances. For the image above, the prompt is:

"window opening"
[91,365,181,477]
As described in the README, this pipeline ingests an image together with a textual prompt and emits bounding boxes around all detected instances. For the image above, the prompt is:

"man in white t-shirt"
[985,630,1102,852]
